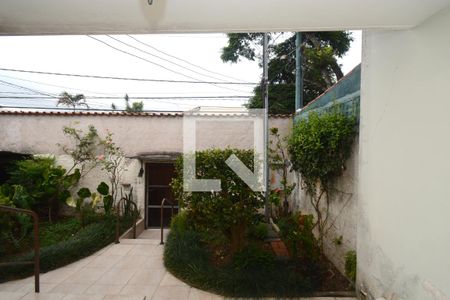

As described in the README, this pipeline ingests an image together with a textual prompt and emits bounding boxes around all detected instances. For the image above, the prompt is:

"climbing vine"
[288,111,356,250]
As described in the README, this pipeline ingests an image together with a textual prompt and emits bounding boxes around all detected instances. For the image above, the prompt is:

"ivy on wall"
[288,111,357,250]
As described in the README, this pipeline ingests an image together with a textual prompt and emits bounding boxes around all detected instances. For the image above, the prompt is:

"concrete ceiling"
[0,0,449,35]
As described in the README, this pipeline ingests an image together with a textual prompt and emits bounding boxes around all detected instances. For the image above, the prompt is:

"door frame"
[143,153,180,229]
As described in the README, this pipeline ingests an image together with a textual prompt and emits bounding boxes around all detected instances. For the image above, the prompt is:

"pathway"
[0,229,356,300]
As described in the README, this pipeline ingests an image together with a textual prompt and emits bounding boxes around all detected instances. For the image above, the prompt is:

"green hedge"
[164,229,316,298]
[0,217,132,282]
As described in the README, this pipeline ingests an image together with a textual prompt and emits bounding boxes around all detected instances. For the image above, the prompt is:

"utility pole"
[295,32,303,111]
[263,32,270,221]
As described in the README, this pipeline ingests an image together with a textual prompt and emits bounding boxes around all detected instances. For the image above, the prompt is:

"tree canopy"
[221,32,352,114]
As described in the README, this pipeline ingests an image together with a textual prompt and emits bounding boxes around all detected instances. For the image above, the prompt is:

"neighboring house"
[0,110,291,228]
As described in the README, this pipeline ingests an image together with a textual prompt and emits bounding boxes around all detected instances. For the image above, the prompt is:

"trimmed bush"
[171,149,264,253]
[164,229,314,297]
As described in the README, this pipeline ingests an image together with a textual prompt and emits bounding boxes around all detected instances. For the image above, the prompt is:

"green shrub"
[40,218,81,247]
[0,215,132,282]
[170,211,190,234]
[171,148,264,253]
[249,222,268,241]
[2,157,80,220]
[345,250,357,284]
[164,229,314,297]
[278,212,318,261]
[232,243,274,271]
[288,111,356,250]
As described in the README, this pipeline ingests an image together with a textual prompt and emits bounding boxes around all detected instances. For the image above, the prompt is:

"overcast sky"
[0,31,361,111]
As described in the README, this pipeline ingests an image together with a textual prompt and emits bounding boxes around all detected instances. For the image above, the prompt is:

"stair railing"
[160,198,175,245]
[0,205,40,293]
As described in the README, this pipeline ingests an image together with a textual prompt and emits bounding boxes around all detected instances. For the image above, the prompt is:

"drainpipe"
[295,32,303,111]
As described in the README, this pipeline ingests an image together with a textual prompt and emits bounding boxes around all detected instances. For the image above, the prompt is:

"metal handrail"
[115,198,138,244]
[160,198,175,245]
[0,205,40,293]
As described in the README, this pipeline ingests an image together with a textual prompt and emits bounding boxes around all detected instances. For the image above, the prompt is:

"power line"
[88,35,249,94]
[0,96,248,100]
[0,79,56,97]
[107,35,228,83]
[88,35,205,83]
[0,74,114,97]
[0,67,257,85]
[127,35,248,83]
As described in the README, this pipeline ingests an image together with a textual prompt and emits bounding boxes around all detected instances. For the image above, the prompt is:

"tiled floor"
[0,229,356,300]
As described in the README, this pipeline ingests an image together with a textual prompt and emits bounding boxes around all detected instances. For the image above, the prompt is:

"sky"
[0,31,361,111]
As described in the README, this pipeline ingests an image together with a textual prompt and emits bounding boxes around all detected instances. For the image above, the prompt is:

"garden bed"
[0,215,133,283]
[163,227,354,298]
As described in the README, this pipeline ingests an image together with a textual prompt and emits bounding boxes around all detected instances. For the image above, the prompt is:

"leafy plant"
[59,124,101,178]
[97,182,113,214]
[268,127,296,218]
[249,222,268,241]
[345,250,357,284]
[99,131,126,206]
[3,157,80,221]
[171,148,264,253]
[288,111,356,250]
[278,212,318,261]
[232,243,274,271]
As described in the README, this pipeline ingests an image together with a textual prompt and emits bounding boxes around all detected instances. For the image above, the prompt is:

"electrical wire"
[126,35,248,83]
[87,35,250,94]
[107,35,228,83]
[0,95,249,100]
[0,67,257,85]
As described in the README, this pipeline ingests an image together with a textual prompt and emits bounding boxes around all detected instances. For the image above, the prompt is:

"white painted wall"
[359,7,450,299]
[293,142,358,278]
[0,113,291,216]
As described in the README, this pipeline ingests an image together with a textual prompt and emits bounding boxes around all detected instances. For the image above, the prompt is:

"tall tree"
[57,91,89,111]
[221,32,352,114]
[111,94,144,112]
[124,94,144,112]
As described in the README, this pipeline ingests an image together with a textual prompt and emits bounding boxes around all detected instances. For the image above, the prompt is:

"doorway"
[145,162,178,228]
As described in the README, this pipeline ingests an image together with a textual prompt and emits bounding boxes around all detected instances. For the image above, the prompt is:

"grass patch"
[164,229,316,298]
[0,215,133,283]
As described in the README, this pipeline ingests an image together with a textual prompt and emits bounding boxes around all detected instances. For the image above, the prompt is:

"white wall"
[293,142,358,277]
[0,113,291,215]
[359,7,450,299]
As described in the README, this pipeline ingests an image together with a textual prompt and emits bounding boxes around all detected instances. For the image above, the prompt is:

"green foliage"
[170,211,191,234]
[248,222,268,241]
[164,229,314,297]
[99,131,126,204]
[60,124,100,177]
[96,182,109,196]
[39,218,81,247]
[0,215,133,282]
[345,250,357,284]
[57,91,89,111]
[171,148,264,253]
[278,213,318,261]
[288,111,356,189]
[288,111,356,250]
[124,93,144,112]
[268,127,296,218]
[3,157,80,220]
[77,187,91,199]
[232,243,274,271]
[221,32,353,114]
